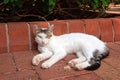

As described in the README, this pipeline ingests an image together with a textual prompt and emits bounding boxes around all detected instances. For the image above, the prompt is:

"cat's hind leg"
[74,60,91,70]
[74,50,102,70]
[32,52,53,66]
[68,51,87,67]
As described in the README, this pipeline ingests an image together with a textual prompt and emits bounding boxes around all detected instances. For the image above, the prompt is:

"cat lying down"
[32,24,109,70]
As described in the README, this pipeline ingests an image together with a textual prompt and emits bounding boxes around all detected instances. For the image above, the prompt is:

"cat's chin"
[39,43,47,47]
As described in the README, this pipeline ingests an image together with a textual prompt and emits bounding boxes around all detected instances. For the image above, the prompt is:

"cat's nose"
[41,41,45,45]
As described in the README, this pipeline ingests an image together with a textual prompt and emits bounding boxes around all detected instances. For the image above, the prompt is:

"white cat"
[32,24,109,70]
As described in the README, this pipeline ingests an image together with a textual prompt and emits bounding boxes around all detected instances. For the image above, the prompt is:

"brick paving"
[0,42,120,80]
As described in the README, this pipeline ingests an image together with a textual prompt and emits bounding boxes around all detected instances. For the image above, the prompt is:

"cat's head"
[33,24,54,46]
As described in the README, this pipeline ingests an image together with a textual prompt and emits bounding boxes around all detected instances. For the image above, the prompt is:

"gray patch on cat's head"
[36,28,53,39]
[35,28,48,35]
[40,28,48,33]
[34,24,54,40]
[33,23,54,34]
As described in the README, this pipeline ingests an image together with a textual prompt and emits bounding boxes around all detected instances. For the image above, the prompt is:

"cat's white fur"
[32,24,108,70]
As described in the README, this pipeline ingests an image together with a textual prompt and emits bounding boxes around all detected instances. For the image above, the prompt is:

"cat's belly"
[63,42,82,54]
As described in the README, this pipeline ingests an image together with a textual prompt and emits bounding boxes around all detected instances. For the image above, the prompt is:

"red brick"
[105,43,119,57]
[68,20,85,33]
[12,51,34,71]
[106,48,119,57]
[0,70,39,80]
[8,22,29,52]
[0,72,17,80]
[0,53,16,74]
[115,41,120,45]
[16,70,39,80]
[36,62,90,80]
[112,18,120,41]
[0,23,8,53]
[99,18,113,42]
[103,54,120,70]
[84,19,100,38]
[107,42,120,52]
[49,21,68,35]
[28,22,48,50]
[64,73,102,80]
[94,62,120,80]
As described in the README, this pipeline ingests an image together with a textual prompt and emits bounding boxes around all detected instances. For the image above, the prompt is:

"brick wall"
[0,17,120,53]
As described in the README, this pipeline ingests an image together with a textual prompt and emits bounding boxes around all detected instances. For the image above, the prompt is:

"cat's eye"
[37,35,42,38]
[46,35,51,39]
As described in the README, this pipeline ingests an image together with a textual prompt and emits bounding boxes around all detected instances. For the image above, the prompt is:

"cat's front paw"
[32,54,45,66]
[41,61,52,69]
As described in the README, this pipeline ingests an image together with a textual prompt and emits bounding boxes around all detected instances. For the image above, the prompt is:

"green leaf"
[10,0,14,3]
[76,0,83,5]
[13,0,22,8]
[48,0,56,12]
[101,0,110,6]
[91,0,99,9]
[42,0,56,13]
[3,0,10,4]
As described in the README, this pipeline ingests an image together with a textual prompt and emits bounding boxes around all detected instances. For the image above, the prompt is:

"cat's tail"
[85,47,109,71]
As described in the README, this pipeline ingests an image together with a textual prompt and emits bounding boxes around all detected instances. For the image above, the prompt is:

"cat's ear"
[33,24,40,35]
[48,23,54,33]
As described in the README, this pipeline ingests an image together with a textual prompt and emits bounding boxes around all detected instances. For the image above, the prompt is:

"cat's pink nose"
[41,41,45,45]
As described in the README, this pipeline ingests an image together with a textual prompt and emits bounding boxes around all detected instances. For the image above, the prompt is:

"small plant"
[1,0,112,14]
[0,0,119,22]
